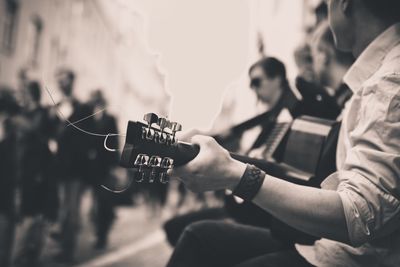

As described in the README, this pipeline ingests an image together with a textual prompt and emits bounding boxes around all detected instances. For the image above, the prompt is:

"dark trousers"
[164,200,317,248]
[93,186,115,245]
[164,208,228,246]
[166,220,314,267]
[0,213,15,267]
[59,180,85,259]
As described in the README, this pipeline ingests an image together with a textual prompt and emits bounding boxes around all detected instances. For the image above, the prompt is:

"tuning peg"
[158,117,169,131]
[143,113,159,126]
[148,156,162,183]
[157,118,169,143]
[159,157,174,183]
[170,122,182,133]
[134,154,149,182]
[169,122,182,139]
[143,113,158,140]
[161,157,174,169]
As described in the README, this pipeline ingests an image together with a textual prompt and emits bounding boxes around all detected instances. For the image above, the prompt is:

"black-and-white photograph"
[0,0,399,266]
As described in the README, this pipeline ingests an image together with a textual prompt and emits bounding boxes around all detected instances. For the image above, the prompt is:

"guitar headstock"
[120,113,183,183]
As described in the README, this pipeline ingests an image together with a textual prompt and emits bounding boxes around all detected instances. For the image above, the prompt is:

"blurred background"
[0,0,334,266]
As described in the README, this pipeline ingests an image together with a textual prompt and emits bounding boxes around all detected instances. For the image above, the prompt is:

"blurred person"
[311,21,354,110]
[213,57,296,154]
[87,89,119,249]
[166,0,400,266]
[0,87,20,267]
[315,1,328,26]
[295,21,354,121]
[294,43,316,83]
[52,68,94,263]
[297,2,328,82]
[13,81,59,267]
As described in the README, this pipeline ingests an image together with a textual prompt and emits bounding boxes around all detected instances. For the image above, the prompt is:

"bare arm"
[252,173,349,243]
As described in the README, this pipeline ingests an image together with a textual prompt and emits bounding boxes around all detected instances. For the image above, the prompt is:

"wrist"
[232,164,266,202]
[226,158,247,191]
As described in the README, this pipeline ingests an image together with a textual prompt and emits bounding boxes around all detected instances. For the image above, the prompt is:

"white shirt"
[297,23,400,267]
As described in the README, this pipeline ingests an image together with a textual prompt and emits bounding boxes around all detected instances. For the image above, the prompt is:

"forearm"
[251,174,349,243]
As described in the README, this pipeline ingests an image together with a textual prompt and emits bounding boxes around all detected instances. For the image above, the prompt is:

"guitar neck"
[119,114,334,186]
[175,141,313,184]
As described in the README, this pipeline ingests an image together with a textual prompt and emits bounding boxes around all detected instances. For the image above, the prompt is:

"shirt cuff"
[336,171,400,247]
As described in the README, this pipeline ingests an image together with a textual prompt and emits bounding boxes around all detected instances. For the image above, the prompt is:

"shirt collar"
[344,23,400,92]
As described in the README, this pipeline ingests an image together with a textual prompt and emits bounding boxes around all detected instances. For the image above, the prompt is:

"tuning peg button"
[143,113,158,141]
[159,157,173,183]
[134,154,149,167]
[149,155,162,167]
[157,118,169,144]
[170,122,182,133]
[161,157,174,169]
[143,113,159,126]
[169,122,182,143]
[134,154,149,182]
[158,117,169,130]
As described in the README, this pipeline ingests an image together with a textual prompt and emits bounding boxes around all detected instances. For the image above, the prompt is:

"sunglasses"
[250,77,263,89]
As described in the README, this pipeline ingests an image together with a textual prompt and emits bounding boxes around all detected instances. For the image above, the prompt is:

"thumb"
[177,128,202,142]
[190,135,215,147]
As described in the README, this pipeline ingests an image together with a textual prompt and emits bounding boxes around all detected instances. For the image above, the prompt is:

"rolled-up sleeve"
[335,171,400,247]
[331,76,400,247]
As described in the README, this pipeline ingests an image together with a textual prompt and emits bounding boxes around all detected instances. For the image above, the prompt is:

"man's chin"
[334,40,353,53]
[332,34,353,53]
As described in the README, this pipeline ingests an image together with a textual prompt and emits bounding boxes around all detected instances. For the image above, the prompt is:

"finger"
[168,167,184,180]
[190,134,214,146]
[167,169,180,182]
[177,128,202,142]
[167,168,177,178]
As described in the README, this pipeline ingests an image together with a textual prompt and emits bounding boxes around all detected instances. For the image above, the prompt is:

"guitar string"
[44,86,133,193]
[66,107,107,127]
[100,177,134,193]
[45,86,126,138]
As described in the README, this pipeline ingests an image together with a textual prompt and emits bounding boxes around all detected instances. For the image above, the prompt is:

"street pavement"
[13,190,173,267]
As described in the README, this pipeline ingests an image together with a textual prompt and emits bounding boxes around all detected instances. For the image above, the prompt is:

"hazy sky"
[124,0,251,130]
[98,0,306,130]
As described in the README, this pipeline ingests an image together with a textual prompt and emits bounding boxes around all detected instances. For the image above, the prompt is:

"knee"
[185,220,215,232]
[173,220,218,251]
[182,220,224,241]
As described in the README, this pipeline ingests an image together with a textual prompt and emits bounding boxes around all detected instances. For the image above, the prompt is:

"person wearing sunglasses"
[249,57,291,110]
[236,57,296,154]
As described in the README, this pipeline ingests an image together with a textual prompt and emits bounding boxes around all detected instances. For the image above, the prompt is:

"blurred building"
[0,0,170,131]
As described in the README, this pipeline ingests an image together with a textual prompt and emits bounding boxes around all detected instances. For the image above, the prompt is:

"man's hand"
[169,135,246,193]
